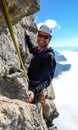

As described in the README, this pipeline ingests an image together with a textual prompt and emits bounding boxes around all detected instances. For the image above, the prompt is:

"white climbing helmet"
[38,25,52,36]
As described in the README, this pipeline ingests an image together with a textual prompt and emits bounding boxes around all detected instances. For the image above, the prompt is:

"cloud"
[53,51,78,130]
[37,19,61,29]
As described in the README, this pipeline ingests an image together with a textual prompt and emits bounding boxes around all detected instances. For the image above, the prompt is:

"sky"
[53,50,78,130]
[34,0,78,47]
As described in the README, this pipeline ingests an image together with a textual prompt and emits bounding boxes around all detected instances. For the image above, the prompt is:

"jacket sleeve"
[25,35,37,55]
[29,53,56,94]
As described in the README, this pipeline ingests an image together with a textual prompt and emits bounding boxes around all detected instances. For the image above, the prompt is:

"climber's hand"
[27,90,34,103]
[24,29,29,36]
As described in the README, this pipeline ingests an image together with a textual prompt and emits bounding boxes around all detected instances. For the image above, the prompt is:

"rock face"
[0,0,40,27]
[0,0,58,130]
[0,95,44,130]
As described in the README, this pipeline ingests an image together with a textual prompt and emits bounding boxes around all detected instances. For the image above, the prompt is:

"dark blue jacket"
[25,35,56,94]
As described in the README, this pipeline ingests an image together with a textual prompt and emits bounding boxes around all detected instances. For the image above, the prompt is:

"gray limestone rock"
[0,0,59,129]
[0,0,40,28]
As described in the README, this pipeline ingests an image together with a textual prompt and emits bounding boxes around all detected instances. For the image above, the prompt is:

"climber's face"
[37,31,51,51]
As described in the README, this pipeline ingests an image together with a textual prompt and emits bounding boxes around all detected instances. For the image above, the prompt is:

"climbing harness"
[0,0,29,82]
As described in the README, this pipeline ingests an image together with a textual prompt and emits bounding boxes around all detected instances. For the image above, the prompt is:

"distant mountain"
[54,51,71,77]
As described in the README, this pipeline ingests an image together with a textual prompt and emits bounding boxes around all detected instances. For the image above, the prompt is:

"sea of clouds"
[53,50,78,130]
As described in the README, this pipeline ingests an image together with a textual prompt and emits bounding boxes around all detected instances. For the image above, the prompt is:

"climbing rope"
[1,0,29,82]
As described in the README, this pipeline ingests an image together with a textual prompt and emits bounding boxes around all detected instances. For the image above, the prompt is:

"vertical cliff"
[0,0,58,130]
